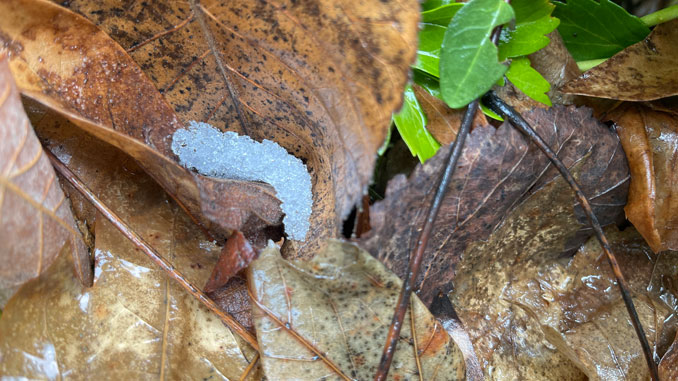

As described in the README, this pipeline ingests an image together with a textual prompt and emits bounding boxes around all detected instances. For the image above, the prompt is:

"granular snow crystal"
[171,121,312,241]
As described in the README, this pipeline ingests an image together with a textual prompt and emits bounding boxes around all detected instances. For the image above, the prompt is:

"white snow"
[171,121,312,241]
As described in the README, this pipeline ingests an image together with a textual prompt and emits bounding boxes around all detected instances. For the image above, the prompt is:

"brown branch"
[44,148,259,351]
[482,91,659,381]
[374,100,479,381]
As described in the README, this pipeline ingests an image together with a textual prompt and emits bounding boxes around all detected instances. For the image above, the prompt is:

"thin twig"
[374,100,478,381]
[45,148,259,351]
[481,91,659,381]
[409,301,423,381]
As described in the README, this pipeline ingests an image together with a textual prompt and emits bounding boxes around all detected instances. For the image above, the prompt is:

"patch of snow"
[171,121,312,241]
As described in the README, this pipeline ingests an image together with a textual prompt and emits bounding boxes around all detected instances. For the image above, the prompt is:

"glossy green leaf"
[422,0,457,12]
[498,0,559,60]
[506,57,552,106]
[393,85,440,162]
[413,69,443,100]
[554,0,649,61]
[414,23,446,78]
[440,0,514,109]
[421,3,464,26]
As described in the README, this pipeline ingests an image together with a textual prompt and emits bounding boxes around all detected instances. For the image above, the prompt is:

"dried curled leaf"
[561,20,678,101]
[57,0,419,257]
[361,105,629,305]
[248,240,465,380]
[0,55,91,307]
[609,104,678,252]
[0,0,284,247]
[0,150,259,379]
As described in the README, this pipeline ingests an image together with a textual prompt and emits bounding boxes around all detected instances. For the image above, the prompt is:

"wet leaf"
[561,19,678,101]
[360,105,629,306]
[554,0,649,61]
[248,240,465,380]
[503,227,678,380]
[0,55,91,307]
[0,0,284,247]
[204,231,257,293]
[608,104,678,252]
[414,23,446,79]
[0,147,259,379]
[421,3,464,26]
[660,333,678,380]
[56,0,419,257]
[440,0,514,108]
[393,84,440,163]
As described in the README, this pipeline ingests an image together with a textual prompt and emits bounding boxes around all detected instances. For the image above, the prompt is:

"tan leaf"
[561,19,678,101]
[0,149,260,379]
[248,240,465,380]
[609,104,678,252]
[0,0,284,246]
[0,54,91,307]
[660,332,678,381]
[44,0,418,256]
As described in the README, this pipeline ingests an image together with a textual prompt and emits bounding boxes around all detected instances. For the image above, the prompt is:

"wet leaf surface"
[248,240,465,380]
[0,56,91,307]
[609,104,678,252]
[561,19,678,101]
[360,105,629,305]
[0,145,260,379]
[0,0,285,247]
[56,0,419,258]
[204,231,257,293]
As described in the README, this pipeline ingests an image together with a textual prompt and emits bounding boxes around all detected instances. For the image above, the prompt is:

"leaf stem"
[641,4,678,27]
[44,148,259,351]
[374,100,478,381]
[481,91,659,381]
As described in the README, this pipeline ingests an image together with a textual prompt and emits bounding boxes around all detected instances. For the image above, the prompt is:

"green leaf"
[505,57,552,106]
[554,0,649,61]
[393,85,440,162]
[421,3,464,26]
[413,69,443,99]
[498,0,559,60]
[440,0,515,109]
[421,0,457,12]
[413,23,446,78]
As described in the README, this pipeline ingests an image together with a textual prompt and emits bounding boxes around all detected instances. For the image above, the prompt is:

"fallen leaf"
[204,231,257,293]
[0,148,260,379]
[0,0,284,247]
[609,104,678,252]
[0,54,91,307]
[505,227,678,380]
[561,19,678,101]
[660,332,678,381]
[248,240,465,379]
[54,0,419,257]
[360,105,629,305]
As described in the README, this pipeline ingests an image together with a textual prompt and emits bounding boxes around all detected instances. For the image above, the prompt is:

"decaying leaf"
[0,150,259,379]
[204,231,257,293]
[360,105,629,305]
[561,19,678,101]
[660,333,678,380]
[248,240,465,380]
[53,0,419,257]
[609,104,678,252]
[0,55,91,307]
[504,227,677,380]
[0,0,284,248]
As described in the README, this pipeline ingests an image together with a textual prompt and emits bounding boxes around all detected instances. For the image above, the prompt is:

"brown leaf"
[506,227,678,380]
[360,105,629,305]
[52,0,419,257]
[0,145,260,379]
[0,0,284,245]
[0,54,91,307]
[660,332,678,381]
[561,19,678,101]
[413,84,487,145]
[248,240,465,380]
[609,104,678,252]
[204,231,257,293]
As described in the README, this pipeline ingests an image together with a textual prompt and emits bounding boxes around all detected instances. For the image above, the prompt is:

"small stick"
[374,100,479,381]
[482,91,659,381]
[45,148,259,351]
